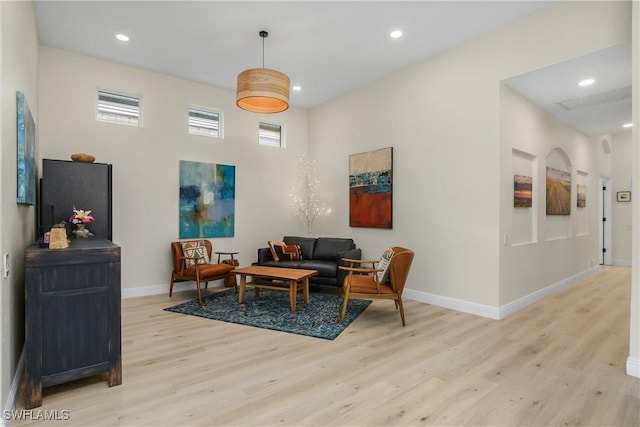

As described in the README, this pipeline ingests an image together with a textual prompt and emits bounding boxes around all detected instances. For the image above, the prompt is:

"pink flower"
[69,208,95,224]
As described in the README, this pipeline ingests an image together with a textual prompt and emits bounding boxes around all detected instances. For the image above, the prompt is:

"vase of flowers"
[69,207,95,238]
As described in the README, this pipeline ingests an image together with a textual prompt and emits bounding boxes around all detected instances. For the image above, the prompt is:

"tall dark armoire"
[40,159,112,239]
[26,158,121,409]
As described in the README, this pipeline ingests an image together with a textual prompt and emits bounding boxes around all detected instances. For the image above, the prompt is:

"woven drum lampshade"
[236,68,290,114]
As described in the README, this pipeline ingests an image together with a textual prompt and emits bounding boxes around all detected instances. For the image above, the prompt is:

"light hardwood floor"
[14,266,639,426]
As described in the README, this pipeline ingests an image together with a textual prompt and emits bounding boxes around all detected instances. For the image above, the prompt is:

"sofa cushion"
[298,260,339,278]
[258,260,304,269]
[313,237,355,261]
[283,236,316,260]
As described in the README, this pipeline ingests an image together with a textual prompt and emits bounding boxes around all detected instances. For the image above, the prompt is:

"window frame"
[188,106,223,139]
[96,89,142,127]
[259,121,285,148]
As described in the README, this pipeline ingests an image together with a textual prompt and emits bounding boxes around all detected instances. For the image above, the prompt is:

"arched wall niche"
[546,147,572,173]
[545,147,572,240]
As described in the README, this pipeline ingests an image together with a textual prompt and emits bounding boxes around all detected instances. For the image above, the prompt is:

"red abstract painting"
[349,147,393,228]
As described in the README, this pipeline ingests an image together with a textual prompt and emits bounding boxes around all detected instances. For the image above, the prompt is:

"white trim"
[404,266,598,320]
[403,288,500,319]
[612,258,632,267]
[498,266,598,319]
[3,346,25,420]
[121,281,226,299]
[627,357,640,378]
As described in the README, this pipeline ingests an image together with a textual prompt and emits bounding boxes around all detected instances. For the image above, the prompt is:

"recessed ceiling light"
[292,85,302,91]
[578,78,595,87]
[390,30,403,39]
[622,122,633,128]
[116,34,129,42]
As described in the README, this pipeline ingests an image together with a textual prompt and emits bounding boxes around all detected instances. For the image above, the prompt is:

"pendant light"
[236,31,290,113]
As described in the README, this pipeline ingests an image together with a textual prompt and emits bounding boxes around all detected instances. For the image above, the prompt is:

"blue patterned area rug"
[164,289,371,340]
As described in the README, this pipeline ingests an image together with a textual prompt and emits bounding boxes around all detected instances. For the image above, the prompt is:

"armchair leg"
[169,274,175,297]
[396,297,406,326]
[340,290,350,323]
[196,280,203,306]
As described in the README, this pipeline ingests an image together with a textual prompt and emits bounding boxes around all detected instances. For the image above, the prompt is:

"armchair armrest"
[175,254,205,274]
[337,248,362,288]
[342,258,379,266]
[215,251,239,264]
[339,266,383,274]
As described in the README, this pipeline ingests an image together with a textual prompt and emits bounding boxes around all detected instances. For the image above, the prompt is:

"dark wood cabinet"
[24,238,121,409]
[40,159,112,240]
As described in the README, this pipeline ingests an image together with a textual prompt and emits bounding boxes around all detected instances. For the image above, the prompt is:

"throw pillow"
[268,241,302,261]
[283,244,302,260]
[181,240,210,268]
[376,247,395,284]
[268,241,285,262]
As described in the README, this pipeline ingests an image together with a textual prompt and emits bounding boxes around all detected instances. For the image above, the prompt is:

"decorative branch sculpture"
[291,154,327,235]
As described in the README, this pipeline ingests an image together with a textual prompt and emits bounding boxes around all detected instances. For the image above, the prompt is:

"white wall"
[308,1,631,316]
[0,0,39,412]
[610,131,633,265]
[499,85,599,306]
[628,0,639,378]
[38,47,309,295]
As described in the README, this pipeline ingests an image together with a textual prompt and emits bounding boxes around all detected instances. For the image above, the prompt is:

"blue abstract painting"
[17,91,36,205]
[179,160,235,238]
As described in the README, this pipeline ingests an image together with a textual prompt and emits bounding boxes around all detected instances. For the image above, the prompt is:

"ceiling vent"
[557,86,631,111]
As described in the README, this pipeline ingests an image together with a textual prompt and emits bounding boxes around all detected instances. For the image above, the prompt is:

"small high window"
[259,121,284,147]
[188,107,222,138]
[96,90,141,126]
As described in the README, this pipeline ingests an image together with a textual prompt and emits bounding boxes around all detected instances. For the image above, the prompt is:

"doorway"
[599,176,612,265]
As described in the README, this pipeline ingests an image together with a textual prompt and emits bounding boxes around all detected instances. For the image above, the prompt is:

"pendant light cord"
[260,30,268,69]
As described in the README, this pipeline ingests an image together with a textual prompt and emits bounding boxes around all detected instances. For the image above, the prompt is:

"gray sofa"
[255,236,361,288]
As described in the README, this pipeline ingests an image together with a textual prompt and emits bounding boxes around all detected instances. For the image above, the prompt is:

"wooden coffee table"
[232,266,318,311]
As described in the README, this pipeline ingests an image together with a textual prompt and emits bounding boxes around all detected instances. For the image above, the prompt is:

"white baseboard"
[498,266,599,319]
[3,346,25,420]
[121,280,226,299]
[121,283,168,299]
[404,266,598,320]
[403,288,500,319]
[612,259,632,267]
[627,357,640,378]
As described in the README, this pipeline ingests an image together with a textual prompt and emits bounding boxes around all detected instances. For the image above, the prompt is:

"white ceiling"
[34,1,631,136]
[503,42,632,137]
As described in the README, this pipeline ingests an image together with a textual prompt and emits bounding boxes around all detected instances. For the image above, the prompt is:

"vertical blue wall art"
[179,160,235,238]
[17,91,36,205]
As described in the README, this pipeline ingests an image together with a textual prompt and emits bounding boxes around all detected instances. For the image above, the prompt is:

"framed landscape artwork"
[17,91,36,205]
[617,191,631,202]
[179,160,235,238]
[546,166,571,215]
[577,184,586,208]
[349,147,392,228]
[513,175,533,208]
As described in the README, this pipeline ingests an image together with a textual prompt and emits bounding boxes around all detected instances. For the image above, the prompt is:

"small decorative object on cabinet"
[24,237,121,409]
[69,207,95,238]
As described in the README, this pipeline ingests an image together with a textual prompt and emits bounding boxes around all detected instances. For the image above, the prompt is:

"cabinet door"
[41,159,112,239]
[41,290,110,376]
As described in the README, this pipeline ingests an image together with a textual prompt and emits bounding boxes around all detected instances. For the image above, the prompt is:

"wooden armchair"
[170,240,238,306]
[339,246,414,326]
